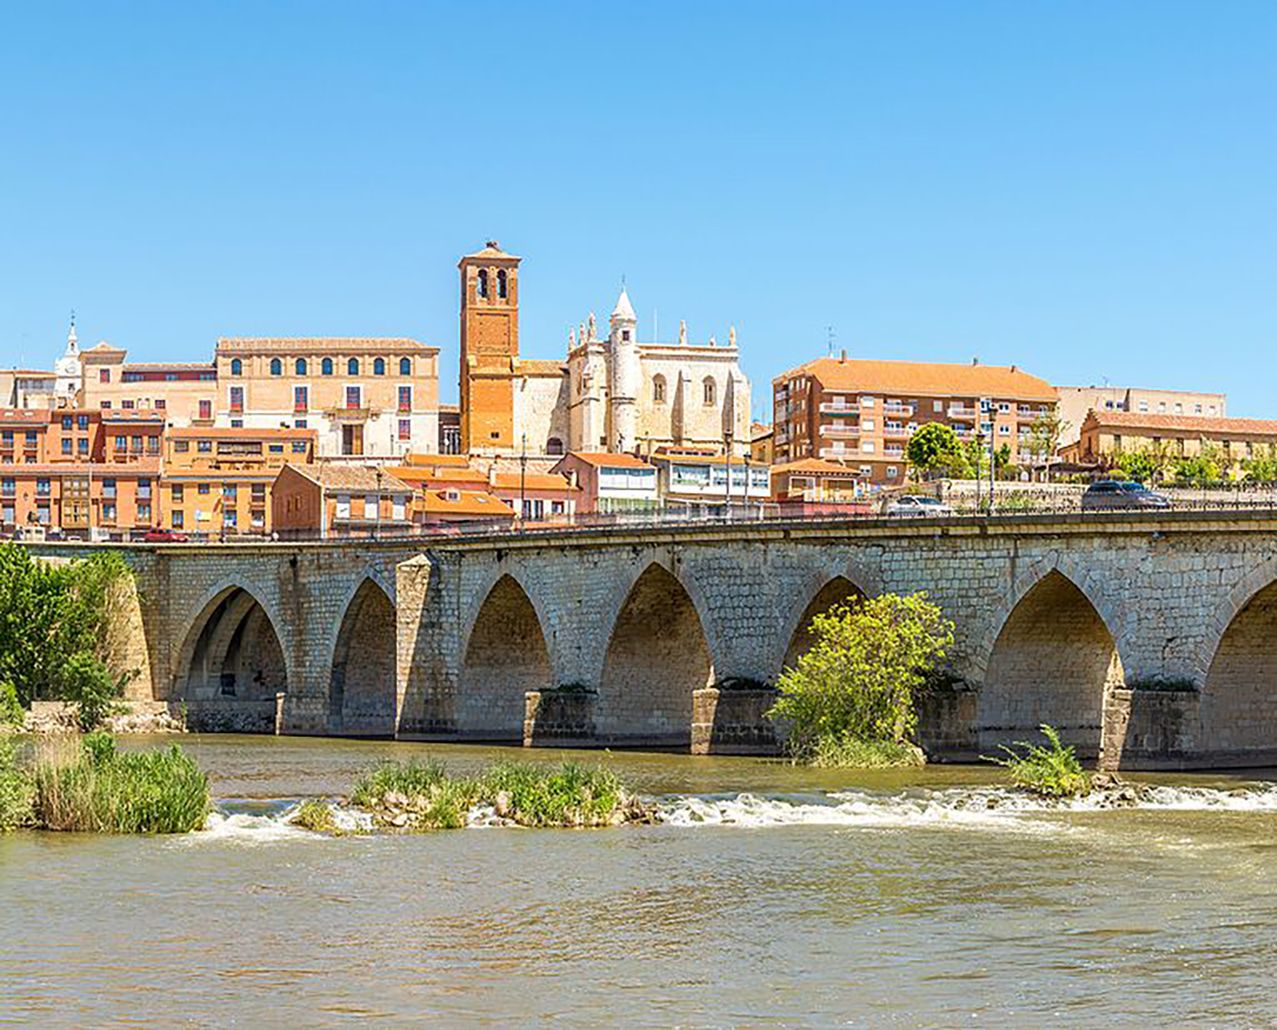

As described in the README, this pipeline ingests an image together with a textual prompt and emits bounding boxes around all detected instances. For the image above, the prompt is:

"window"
[861,442,875,453]
[346,386,361,410]
[174,440,190,453]
[172,510,184,529]
[155,399,166,410]
[23,431,36,447]
[398,386,411,412]
[102,503,116,522]
[998,424,1010,435]
[36,479,50,496]
[934,401,944,412]
[77,438,88,455]
[223,484,238,501]
[251,484,266,502]
[223,510,237,529]
[320,357,333,376]
[138,479,151,499]
[293,420,308,430]
[198,399,212,421]
[398,418,411,441]
[862,418,875,431]
[392,496,406,521]
[230,358,242,376]
[115,435,127,450]
[172,484,184,502]
[147,437,159,455]
[269,358,282,376]
[1195,404,1203,414]
[291,441,308,454]
[497,269,508,298]
[998,402,1010,413]
[0,478,11,496]
[102,478,117,499]
[198,439,212,453]
[101,401,111,409]
[295,357,307,376]
[269,443,284,454]
[887,466,898,478]
[229,387,244,413]
[77,415,90,430]
[347,358,359,376]
[198,483,210,495]
[476,269,488,298]
[546,437,564,456]
[374,357,386,376]
[702,377,716,406]
[364,496,378,521]
[99,369,111,383]
[861,396,875,408]
[131,435,142,452]
[138,503,151,522]
[335,494,350,520]
[653,375,666,403]
[61,439,72,455]
[399,357,411,376]
[294,386,308,412]
[62,416,72,430]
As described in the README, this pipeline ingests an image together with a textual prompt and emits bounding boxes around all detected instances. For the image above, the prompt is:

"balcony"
[818,447,857,461]
[819,424,860,438]
[819,401,860,415]
[326,407,379,422]
[883,426,911,440]
[883,402,915,416]
[884,447,905,459]
[948,406,978,419]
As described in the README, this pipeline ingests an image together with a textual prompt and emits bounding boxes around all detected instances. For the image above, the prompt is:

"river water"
[3,736,1277,1027]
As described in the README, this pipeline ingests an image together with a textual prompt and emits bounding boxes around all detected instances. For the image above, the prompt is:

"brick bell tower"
[459,240,521,454]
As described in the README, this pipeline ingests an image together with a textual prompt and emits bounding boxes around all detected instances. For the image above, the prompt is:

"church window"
[622,330,631,342]
[477,269,489,299]
[269,358,282,376]
[295,358,307,375]
[497,269,508,299]
[347,357,360,375]
[653,375,666,404]
[374,357,386,376]
[322,357,333,376]
[230,358,242,376]
[547,437,564,456]
[702,377,716,406]
[399,357,411,376]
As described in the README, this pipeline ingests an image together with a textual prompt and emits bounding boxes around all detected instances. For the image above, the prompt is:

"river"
[3,735,1277,1027]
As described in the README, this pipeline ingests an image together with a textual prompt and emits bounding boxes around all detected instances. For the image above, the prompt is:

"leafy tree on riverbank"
[768,593,954,766]
[0,545,133,724]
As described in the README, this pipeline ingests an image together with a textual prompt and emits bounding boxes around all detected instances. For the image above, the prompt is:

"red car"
[144,528,189,543]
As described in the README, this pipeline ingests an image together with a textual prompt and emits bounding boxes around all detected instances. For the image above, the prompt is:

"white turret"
[54,313,82,402]
[608,287,640,451]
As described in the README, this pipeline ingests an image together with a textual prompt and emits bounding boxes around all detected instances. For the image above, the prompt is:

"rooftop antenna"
[826,325,836,356]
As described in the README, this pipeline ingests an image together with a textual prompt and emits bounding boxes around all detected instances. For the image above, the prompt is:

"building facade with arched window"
[213,338,440,458]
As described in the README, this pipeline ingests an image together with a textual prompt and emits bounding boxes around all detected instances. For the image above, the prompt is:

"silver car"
[885,495,954,517]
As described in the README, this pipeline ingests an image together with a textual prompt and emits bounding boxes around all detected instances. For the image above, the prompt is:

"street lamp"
[519,433,528,528]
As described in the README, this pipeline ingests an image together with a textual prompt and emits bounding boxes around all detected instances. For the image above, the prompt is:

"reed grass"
[0,734,33,831]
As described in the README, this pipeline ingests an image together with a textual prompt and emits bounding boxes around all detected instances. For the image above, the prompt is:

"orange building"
[385,453,578,522]
[160,426,315,536]
[272,464,414,540]
[547,452,659,514]
[0,408,162,537]
[772,354,1057,485]
[79,343,219,425]
[458,241,521,455]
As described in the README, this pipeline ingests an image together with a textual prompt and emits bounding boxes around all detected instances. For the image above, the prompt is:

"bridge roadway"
[26,509,1277,769]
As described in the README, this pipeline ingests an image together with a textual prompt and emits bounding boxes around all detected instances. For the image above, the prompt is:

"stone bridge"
[28,511,1277,769]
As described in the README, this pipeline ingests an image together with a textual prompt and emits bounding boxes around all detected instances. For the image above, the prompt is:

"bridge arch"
[329,576,398,737]
[597,560,714,747]
[779,574,867,676]
[172,581,291,733]
[978,565,1125,758]
[1200,569,1277,761]
[457,572,553,740]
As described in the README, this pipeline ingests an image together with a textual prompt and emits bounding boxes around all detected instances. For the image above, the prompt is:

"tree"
[906,423,964,479]
[768,593,954,757]
[1024,413,1068,467]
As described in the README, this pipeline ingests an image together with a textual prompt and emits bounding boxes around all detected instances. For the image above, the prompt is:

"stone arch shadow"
[455,569,554,741]
[1197,558,1277,764]
[774,557,881,681]
[170,579,293,733]
[328,574,398,737]
[594,558,716,749]
[974,557,1129,760]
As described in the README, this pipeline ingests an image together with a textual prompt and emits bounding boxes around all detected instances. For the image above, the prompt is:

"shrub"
[31,735,210,833]
[0,735,33,831]
[58,653,124,731]
[481,762,624,827]
[350,758,449,808]
[805,734,926,769]
[0,681,23,728]
[986,724,1091,798]
[768,593,954,765]
[291,799,338,834]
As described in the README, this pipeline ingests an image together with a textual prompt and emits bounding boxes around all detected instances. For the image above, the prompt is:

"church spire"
[67,310,78,353]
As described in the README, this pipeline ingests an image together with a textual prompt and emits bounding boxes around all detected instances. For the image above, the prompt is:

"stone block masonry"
[26,509,1277,769]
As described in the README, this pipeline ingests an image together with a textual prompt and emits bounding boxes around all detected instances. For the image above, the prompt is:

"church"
[458,242,751,458]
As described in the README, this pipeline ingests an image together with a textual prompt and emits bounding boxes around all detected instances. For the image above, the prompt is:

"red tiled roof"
[1084,411,1277,436]
[781,356,1057,402]
[556,452,653,469]
[770,458,865,476]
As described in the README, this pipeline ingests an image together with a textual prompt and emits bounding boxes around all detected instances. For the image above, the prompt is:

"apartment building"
[1056,386,1228,447]
[772,354,1057,485]
[0,408,162,535]
[1065,411,1277,470]
[272,464,415,539]
[160,426,316,536]
[214,338,440,460]
[649,450,772,507]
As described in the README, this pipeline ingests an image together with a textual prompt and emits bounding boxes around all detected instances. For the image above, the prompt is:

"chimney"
[972,357,980,365]
[1010,364,1018,373]
[840,349,847,363]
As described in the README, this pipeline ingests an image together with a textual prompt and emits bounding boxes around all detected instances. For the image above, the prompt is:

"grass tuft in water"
[291,798,339,834]
[30,733,210,833]
[986,724,1092,798]
[800,734,927,769]
[349,758,644,830]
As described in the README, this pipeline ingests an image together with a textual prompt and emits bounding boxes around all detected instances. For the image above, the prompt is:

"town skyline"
[4,4,1275,417]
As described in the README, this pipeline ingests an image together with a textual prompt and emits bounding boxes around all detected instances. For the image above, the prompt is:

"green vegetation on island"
[986,724,1092,798]
[768,592,954,768]
[339,757,649,831]
[0,544,136,730]
[0,731,210,833]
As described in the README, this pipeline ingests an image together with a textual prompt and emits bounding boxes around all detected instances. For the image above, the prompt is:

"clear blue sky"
[3,2,1275,419]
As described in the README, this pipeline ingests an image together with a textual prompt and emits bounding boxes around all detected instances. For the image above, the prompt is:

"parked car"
[144,528,190,543]
[885,495,954,517]
[1082,480,1172,511]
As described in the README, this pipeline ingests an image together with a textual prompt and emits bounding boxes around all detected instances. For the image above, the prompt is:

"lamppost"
[519,433,528,529]
[723,428,734,521]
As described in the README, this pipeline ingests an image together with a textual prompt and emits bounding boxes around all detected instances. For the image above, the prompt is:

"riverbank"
[19,700,185,735]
